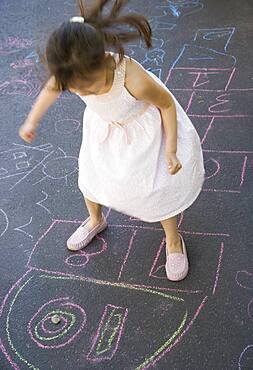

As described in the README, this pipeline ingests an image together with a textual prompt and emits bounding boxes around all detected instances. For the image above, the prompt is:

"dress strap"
[111,52,126,92]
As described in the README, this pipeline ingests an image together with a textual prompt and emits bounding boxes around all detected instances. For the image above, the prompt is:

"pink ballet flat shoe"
[67,213,108,251]
[165,233,189,281]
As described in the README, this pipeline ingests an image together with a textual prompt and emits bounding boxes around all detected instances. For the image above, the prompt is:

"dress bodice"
[76,52,150,124]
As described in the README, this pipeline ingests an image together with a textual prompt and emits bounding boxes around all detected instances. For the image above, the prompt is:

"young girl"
[19,0,205,282]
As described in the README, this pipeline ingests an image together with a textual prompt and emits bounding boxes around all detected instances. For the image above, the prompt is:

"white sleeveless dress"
[76,52,205,223]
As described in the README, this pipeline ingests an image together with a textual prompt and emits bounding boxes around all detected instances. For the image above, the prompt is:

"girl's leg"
[67,197,105,250]
[83,196,103,228]
[160,215,183,253]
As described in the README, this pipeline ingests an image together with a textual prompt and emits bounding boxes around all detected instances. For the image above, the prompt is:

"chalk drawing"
[36,191,52,215]
[0,3,251,368]
[236,271,253,369]
[0,37,32,55]
[14,216,34,239]
[55,119,80,134]
[0,143,77,190]
[0,209,9,238]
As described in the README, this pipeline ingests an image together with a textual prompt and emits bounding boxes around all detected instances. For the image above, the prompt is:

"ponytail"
[38,0,152,92]
[76,0,152,62]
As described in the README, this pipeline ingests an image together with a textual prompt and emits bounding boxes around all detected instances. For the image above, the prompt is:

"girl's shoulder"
[123,55,151,100]
[124,54,146,82]
[124,55,173,109]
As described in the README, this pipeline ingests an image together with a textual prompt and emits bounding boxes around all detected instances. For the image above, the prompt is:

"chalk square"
[166,68,232,91]
[202,116,253,151]
[187,90,253,116]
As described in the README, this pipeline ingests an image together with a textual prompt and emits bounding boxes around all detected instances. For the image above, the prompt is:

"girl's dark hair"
[38,0,152,92]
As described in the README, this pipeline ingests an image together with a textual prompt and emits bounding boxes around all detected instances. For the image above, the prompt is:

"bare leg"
[160,215,183,254]
[83,196,103,229]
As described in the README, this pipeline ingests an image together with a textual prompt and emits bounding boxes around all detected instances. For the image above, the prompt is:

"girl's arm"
[124,57,181,175]
[19,76,61,143]
[26,75,61,128]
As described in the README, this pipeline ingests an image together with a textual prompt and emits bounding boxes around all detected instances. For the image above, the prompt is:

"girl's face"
[68,53,114,96]
[68,68,107,95]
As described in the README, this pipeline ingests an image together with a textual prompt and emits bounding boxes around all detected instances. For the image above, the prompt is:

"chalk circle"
[65,236,108,267]
[0,208,8,238]
[55,119,80,134]
[42,157,78,179]
[204,158,220,179]
[27,297,86,348]
[236,270,253,290]
[248,297,253,323]
[65,252,89,267]
[239,345,253,370]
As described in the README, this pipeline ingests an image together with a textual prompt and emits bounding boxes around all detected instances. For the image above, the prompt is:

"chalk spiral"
[27,297,86,349]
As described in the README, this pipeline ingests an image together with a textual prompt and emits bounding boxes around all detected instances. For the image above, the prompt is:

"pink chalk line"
[179,230,229,237]
[240,156,248,187]
[26,220,58,267]
[0,269,32,316]
[66,208,110,222]
[0,339,20,370]
[212,242,224,295]
[204,158,220,180]
[170,88,253,92]
[224,68,236,91]
[117,229,137,280]
[185,91,195,113]
[189,114,252,118]
[51,221,231,238]
[164,68,173,85]
[149,237,165,280]
[0,270,33,369]
[31,267,202,294]
[192,71,212,89]
[203,189,240,194]
[203,149,253,154]
[208,93,230,114]
[230,88,253,91]
[170,88,226,92]
[171,67,232,71]
[101,224,230,238]
[145,295,208,369]
[201,117,215,145]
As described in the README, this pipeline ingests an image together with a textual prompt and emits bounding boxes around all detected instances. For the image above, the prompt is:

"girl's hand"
[19,120,37,143]
[165,151,182,175]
